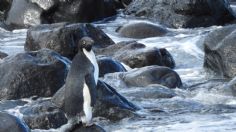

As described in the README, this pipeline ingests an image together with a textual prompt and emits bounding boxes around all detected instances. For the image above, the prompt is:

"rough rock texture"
[95,41,175,68]
[204,24,236,78]
[25,23,114,59]
[52,80,139,121]
[0,112,30,132]
[20,99,67,129]
[119,66,182,88]
[0,49,70,100]
[125,0,235,28]
[45,0,116,23]
[6,0,43,28]
[117,22,168,38]
[5,0,118,29]
[97,56,126,77]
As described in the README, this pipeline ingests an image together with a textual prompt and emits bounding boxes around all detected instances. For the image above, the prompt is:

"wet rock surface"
[125,0,235,28]
[0,49,69,100]
[6,0,43,29]
[97,56,126,77]
[25,23,114,59]
[95,41,175,68]
[0,112,30,132]
[119,66,182,88]
[204,24,236,78]
[117,22,168,39]
[20,99,67,129]
[4,0,118,29]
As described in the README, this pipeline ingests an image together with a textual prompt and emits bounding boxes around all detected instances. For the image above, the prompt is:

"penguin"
[62,36,99,130]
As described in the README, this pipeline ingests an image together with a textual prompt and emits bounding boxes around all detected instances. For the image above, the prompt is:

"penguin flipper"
[85,73,97,106]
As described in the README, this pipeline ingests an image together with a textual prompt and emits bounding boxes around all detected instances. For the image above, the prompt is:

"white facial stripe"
[82,49,99,84]
[82,83,92,124]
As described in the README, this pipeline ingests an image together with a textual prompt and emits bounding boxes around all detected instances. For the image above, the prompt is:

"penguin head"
[79,37,94,52]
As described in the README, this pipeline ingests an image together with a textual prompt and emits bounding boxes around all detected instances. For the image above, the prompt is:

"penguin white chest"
[82,49,99,84]
[81,83,92,124]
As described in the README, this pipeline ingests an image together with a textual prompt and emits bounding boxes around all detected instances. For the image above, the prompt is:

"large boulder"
[52,80,139,121]
[95,41,175,68]
[97,56,126,77]
[0,112,30,132]
[25,23,115,59]
[45,0,116,23]
[5,0,117,29]
[118,66,182,88]
[117,22,168,39]
[125,0,235,28]
[0,49,70,100]
[5,0,43,29]
[19,99,67,129]
[204,24,236,78]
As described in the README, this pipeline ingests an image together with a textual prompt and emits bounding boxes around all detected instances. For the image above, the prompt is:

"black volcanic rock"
[0,49,70,100]
[95,41,175,69]
[20,99,67,129]
[117,22,168,39]
[125,0,235,28]
[25,23,114,59]
[4,0,118,29]
[6,0,43,28]
[97,56,126,77]
[119,66,182,88]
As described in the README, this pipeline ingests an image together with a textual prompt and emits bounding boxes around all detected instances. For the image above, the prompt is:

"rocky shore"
[1,0,236,131]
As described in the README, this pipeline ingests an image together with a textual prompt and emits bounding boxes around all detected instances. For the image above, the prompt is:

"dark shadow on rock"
[97,56,127,77]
